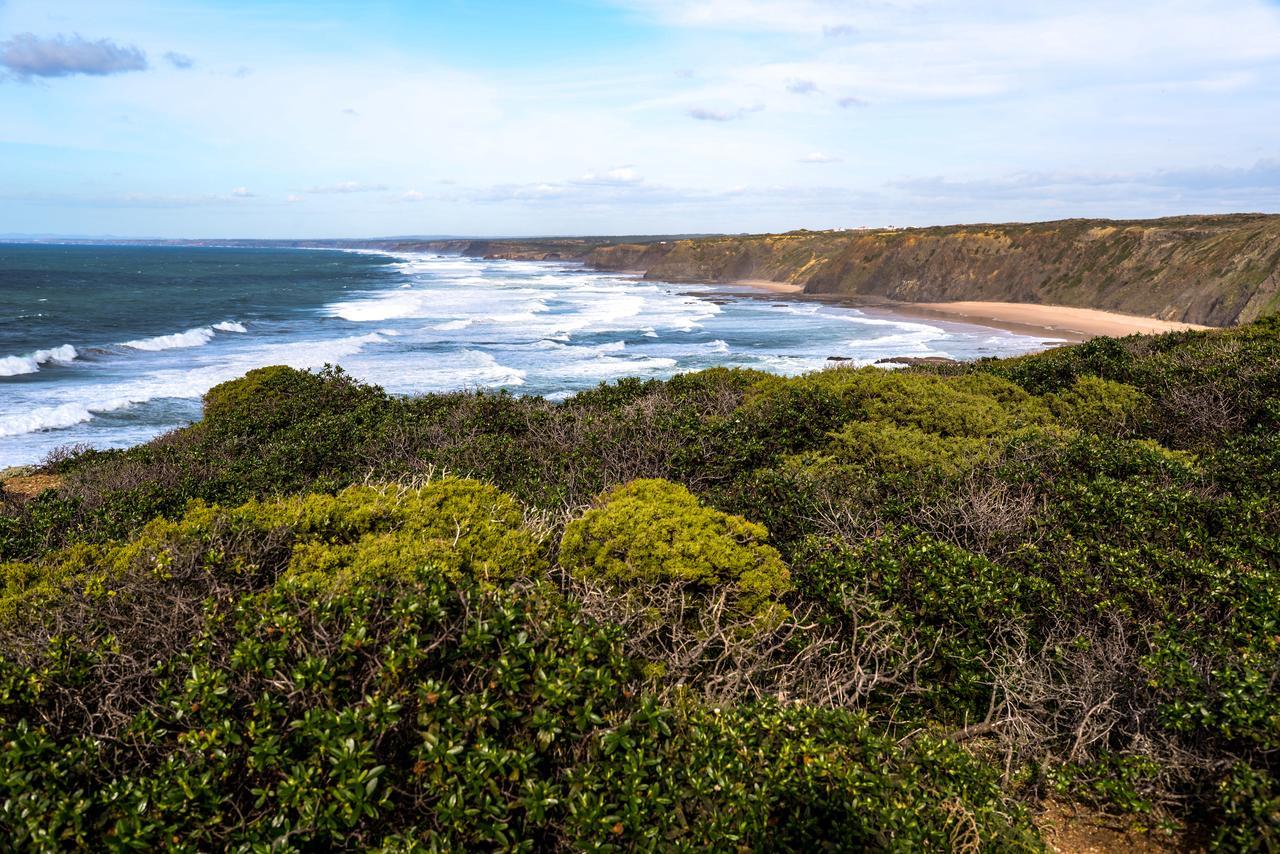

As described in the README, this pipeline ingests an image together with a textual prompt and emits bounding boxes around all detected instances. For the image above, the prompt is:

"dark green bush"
[0,563,1036,850]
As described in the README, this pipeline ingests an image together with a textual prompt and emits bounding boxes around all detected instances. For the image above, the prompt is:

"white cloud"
[621,1,1280,102]
[163,51,194,69]
[786,78,819,94]
[401,190,426,201]
[302,181,389,194]
[799,152,839,163]
[0,32,148,79]
[231,186,253,197]
[576,165,642,185]
[687,104,763,121]
[616,0,904,35]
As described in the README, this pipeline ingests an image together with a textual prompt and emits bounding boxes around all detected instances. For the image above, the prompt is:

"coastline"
[620,266,1214,344]
[905,300,1212,339]
[700,278,1214,343]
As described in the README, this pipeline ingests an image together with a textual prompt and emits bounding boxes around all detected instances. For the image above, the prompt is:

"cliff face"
[585,215,1280,326]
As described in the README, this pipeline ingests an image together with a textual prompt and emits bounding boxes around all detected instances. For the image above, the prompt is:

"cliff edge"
[584,215,1280,327]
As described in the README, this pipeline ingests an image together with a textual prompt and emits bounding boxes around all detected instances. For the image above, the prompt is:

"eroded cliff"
[584,215,1280,326]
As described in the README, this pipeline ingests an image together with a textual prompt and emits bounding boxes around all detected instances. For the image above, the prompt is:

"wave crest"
[121,327,216,351]
[0,402,94,438]
[0,344,79,377]
[121,320,245,351]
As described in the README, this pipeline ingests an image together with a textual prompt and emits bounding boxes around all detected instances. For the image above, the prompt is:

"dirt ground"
[1037,800,1205,853]
[0,473,63,501]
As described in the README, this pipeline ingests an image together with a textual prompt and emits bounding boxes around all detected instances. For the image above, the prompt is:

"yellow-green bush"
[745,367,1048,435]
[560,479,789,619]
[787,372,1051,478]
[1045,374,1148,434]
[857,371,1050,437]
[247,481,545,589]
[823,419,991,477]
[0,543,110,622]
[0,479,544,619]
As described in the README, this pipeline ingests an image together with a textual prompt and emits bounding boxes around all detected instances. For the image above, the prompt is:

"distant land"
[7,214,1279,328]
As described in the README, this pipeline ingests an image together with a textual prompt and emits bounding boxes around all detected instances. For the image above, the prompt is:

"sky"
[1,0,1279,237]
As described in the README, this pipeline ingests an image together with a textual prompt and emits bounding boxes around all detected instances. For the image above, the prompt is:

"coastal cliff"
[582,215,1280,327]
[88,215,1280,327]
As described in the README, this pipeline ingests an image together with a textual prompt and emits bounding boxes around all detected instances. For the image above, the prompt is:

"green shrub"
[1044,375,1148,434]
[0,564,1039,850]
[823,419,991,478]
[793,530,1049,717]
[560,479,790,620]
[202,364,369,433]
[1215,764,1280,851]
[566,701,1041,850]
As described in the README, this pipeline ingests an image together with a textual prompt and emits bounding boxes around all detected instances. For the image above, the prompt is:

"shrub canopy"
[560,478,790,618]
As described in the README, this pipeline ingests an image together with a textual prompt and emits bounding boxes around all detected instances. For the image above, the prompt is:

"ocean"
[0,244,1061,468]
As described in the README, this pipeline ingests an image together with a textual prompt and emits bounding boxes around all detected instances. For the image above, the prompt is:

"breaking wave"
[121,321,246,351]
[0,344,78,377]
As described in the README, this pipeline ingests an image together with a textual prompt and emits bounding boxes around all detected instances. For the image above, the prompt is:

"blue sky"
[2,0,1279,237]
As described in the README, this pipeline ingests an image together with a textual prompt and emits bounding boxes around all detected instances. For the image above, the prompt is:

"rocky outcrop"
[583,215,1280,327]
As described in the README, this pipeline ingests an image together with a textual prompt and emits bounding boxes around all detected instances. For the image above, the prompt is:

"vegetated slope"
[584,214,1280,326]
[3,320,1280,849]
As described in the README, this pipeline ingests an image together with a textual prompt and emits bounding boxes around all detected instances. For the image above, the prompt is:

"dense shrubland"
[2,318,1279,849]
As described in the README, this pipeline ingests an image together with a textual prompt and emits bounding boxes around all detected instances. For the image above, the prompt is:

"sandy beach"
[735,278,805,295]
[719,278,1214,342]
[907,301,1212,339]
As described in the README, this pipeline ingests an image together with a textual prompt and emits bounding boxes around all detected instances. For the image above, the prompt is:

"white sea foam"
[1,332,388,440]
[0,344,78,377]
[121,326,217,351]
[860,331,944,348]
[121,321,248,351]
[0,402,95,437]
[346,348,526,392]
[546,355,679,379]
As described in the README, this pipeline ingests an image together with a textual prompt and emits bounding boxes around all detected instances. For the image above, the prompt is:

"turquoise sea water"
[0,244,1061,467]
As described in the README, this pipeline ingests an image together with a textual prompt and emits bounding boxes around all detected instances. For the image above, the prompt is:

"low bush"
[560,479,790,622]
[1043,375,1148,435]
[0,563,1037,850]
[0,479,545,623]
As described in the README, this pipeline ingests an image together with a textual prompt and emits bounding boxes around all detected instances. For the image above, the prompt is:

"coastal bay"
[0,244,1057,467]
